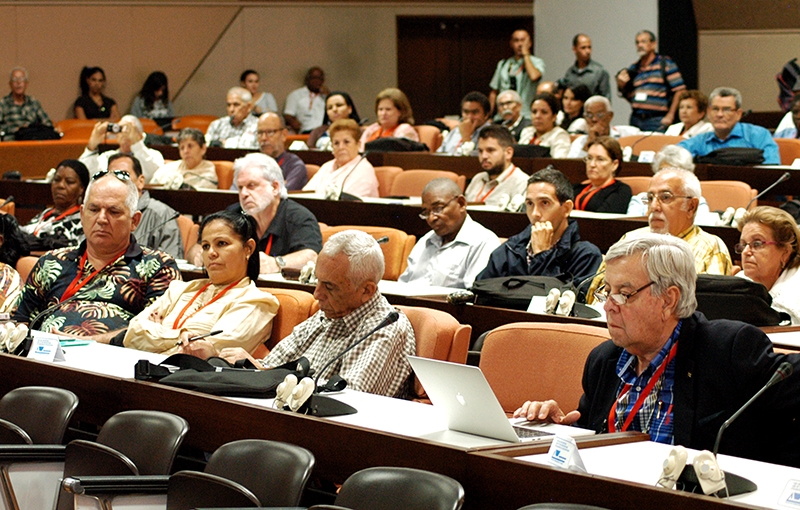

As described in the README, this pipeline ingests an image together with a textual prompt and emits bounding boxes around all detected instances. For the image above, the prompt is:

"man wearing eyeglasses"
[399,178,500,289]
[586,168,732,303]
[205,87,259,149]
[254,112,307,190]
[492,90,531,142]
[566,96,640,158]
[515,233,800,467]
[13,169,180,341]
[678,87,780,165]
[0,67,53,140]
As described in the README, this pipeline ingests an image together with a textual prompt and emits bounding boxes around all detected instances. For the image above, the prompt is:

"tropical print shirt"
[13,236,180,335]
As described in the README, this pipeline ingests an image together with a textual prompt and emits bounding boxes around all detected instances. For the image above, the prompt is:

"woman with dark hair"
[0,214,29,313]
[151,128,218,190]
[73,66,120,121]
[240,70,277,115]
[518,93,571,158]
[307,91,361,150]
[21,159,90,249]
[573,136,632,213]
[560,83,591,133]
[130,71,175,119]
[359,88,419,151]
[123,209,279,356]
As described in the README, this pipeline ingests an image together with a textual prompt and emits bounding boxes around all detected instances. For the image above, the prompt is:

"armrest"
[62,475,170,495]
[65,440,138,476]
[0,418,32,445]
[0,445,65,462]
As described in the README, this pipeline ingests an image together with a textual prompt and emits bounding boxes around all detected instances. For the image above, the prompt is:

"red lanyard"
[172,278,243,330]
[575,179,616,211]
[263,234,273,256]
[368,126,398,143]
[60,248,126,303]
[34,205,80,235]
[475,167,517,203]
[608,341,679,433]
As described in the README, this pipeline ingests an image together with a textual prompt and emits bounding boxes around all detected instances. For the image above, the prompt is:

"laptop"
[407,356,595,444]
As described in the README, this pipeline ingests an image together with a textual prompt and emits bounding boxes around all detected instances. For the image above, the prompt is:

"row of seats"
[304,166,466,197]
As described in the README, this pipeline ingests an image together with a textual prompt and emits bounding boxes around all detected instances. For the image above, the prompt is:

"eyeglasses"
[418,197,458,220]
[498,100,518,108]
[709,106,738,115]
[593,281,654,306]
[583,155,611,165]
[92,169,131,181]
[642,191,692,205]
[734,240,779,254]
[584,112,608,120]
[257,129,282,137]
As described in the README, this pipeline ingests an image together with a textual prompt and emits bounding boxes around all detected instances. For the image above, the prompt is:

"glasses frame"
[594,281,655,306]
[642,191,693,205]
[91,169,131,181]
[734,240,779,254]
[418,196,458,221]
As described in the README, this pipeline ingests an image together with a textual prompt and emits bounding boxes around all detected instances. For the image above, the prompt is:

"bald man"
[79,115,165,183]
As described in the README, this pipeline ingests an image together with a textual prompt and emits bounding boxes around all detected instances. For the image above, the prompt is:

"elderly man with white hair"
[566,95,640,158]
[218,230,417,398]
[493,89,531,141]
[187,153,321,273]
[515,232,800,468]
[79,115,165,183]
[205,86,259,149]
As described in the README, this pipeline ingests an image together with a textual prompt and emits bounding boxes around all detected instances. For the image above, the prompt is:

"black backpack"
[695,274,789,326]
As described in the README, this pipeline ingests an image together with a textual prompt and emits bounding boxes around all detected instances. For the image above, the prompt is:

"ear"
[562,199,574,215]
[244,238,256,258]
[661,285,681,320]
[130,210,142,231]
[361,280,378,302]
[686,197,699,216]
[271,180,281,196]
[607,111,614,123]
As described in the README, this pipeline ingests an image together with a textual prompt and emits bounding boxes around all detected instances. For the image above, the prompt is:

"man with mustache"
[492,90,530,142]
[585,167,732,303]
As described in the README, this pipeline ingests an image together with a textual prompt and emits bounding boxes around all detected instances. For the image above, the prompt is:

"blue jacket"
[476,220,602,293]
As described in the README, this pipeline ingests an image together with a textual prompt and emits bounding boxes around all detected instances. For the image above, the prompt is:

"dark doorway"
[397,16,534,123]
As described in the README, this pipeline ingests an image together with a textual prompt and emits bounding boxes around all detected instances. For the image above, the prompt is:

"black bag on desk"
[470,275,600,318]
[134,354,311,398]
[695,147,765,166]
[695,274,789,326]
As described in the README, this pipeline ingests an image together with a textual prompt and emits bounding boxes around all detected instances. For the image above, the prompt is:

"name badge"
[634,92,648,102]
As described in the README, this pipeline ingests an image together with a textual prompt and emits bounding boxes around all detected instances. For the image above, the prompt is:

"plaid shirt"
[614,320,682,444]
[262,292,416,398]
[204,114,258,149]
[0,93,52,137]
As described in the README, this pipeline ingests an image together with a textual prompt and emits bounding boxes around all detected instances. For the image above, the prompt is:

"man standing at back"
[80,116,165,183]
[477,167,602,292]
[616,30,686,132]
[284,67,327,134]
[559,34,611,99]
[489,29,545,120]
[464,125,529,207]
[400,178,500,289]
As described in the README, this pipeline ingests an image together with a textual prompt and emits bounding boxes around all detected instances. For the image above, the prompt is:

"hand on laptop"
[513,399,580,425]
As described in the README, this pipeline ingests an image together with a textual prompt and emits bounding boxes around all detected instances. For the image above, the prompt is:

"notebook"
[407,356,595,444]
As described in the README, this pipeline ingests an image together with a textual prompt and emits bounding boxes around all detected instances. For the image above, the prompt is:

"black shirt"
[227,199,322,256]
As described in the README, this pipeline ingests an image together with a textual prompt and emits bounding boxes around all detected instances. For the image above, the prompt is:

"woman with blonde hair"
[359,88,419,150]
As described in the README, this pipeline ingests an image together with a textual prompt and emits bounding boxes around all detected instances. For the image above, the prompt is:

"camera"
[106,123,122,133]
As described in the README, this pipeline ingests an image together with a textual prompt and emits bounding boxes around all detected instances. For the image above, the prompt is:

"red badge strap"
[608,340,679,433]
[475,166,518,203]
[575,179,616,211]
[34,205,80,235]
[263,234,273,256]
[172,278,243,330]
[60,248,126,303]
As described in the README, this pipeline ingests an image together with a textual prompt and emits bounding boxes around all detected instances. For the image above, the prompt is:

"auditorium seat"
[253,287,317,357]
[617,134,685,156]
[414,125,443,152]
[172,115,217,134]
[306,164,321,181]
[58,125,95,141]
[0,198,14,216]
[15,256,39,283]
[389,170,466,197]
[616,176,652,197]
[374,166,403,197]
[138,118,163,136]
[175,215,198,255]
[320,225,415,280]
[479,322,609,414]
[332,466,465,510]
[55,119,97,134]
[212,160,235,189]
[774,138,800,165]
[700,180,757,211]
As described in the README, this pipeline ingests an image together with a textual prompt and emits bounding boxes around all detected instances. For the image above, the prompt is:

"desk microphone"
[746,172,790,210]
[145,211,181,249]
[337,155,368,202]
[574,268,605,302]
[14,278,107,356]
[0,196,14,210]
[713,361,793,456]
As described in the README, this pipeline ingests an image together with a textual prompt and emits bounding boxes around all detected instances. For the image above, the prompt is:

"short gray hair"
[605,232,697,318]
[232,152,287,199]
[651,145,695,174]
[228,86,252,103]
[321,230,385,286]
[10,67,28,81]
[120,114,144,135]
[84,174,140,216]
[497,90,522,104]
[658,167,701,200]
[584,95,612,113]
[709,87,742,110]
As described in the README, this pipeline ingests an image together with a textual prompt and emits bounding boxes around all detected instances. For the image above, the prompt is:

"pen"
[174,330,223,347]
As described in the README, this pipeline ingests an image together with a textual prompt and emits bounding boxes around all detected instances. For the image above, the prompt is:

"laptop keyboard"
[512,425,554,439]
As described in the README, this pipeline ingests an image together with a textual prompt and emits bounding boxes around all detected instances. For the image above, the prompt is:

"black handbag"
[470,275,600,318]
[695,147,765,166]
[695,274,789,326]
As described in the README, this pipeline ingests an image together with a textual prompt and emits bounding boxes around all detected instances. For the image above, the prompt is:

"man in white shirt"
[567,96,640,158]
[283,67,327,134]
[205,87,258,149]
[79,115,165,183]
[464,125,529,208]
[400,178,500,289]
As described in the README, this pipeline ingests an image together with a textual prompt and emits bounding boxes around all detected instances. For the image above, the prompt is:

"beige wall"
[698,30,800,112]
[0,2,529,124]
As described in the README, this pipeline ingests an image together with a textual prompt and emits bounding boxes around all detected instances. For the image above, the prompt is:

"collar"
[675,224,699,240]
[484,163,517,184]
[711,122,745,143]
[428,214,474,248]
[137,189,150,211]
[73,234,143,264]
[617,319,683,383]
[319,291,383,326]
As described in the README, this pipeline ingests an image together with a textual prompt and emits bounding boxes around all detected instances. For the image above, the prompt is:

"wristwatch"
[275,256,287,269]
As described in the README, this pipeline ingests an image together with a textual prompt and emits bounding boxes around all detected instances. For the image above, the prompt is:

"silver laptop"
[408,355,595,444]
